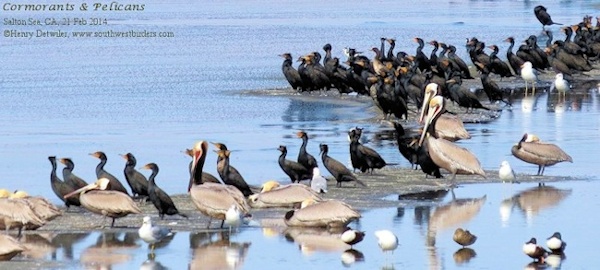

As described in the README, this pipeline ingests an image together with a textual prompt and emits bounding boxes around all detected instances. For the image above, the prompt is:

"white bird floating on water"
[499,160,517,183]
[138,216,173,252]
[310,167,328,194]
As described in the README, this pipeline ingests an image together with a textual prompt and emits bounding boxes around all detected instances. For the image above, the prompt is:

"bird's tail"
[179,212,189,219]
[552,22,563,25]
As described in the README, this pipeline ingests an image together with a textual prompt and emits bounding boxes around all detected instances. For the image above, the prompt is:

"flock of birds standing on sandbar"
[0,5,589,267]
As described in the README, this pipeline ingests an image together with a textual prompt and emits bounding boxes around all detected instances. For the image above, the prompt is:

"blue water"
[1,0,600,269]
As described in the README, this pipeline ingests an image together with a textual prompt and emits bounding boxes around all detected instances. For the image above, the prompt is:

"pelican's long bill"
[63,178,108,199]
[419,95,444,146]
[419,83,439,124]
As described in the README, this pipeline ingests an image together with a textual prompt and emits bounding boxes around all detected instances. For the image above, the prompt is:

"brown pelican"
[0,234,25,261]
[183,148,221,192]
[419,83,471,142]
[248,181,322,208]
[189,141,251,228]
[9,191,61,223]
[453,228,477,247]
[511,133,572,175]
[284,199,360,228]
[419,93,486,185]
[64,178,141,228]
[0,190,45,236]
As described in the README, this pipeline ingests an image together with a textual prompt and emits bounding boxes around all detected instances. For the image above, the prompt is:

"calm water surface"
[1,0,600,269]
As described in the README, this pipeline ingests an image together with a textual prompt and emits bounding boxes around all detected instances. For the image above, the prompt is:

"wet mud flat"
[20,167,581,235]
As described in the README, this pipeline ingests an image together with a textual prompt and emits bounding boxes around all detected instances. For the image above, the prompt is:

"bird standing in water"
[138,216,173,252]
[520,62,537,96]
[499,161,517,183]
[551,73,569,102]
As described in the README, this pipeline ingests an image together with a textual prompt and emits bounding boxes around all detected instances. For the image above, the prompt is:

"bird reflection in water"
[521,95,538,113]
[18,233,57,260]
[397,189,448,227]
[79,232,139,268]
[140,253,168,270]
[453,247,476,265]
[189,231,251,270]
[283,226,350,256]
[50,232,90,260]
[340,248,364,267]
[426,192,486,268]
[500,185,571,226]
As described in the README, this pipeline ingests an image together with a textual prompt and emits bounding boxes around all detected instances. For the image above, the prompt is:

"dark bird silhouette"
[59,158,88,190]
[297,131,318,173]
[534,5,562,30]
[475,62,511,105]
[487,45,513,79]
[89,151,129,195]
[349,127,392,173]
[392,122,419,170]
[413,37,432,72]
[48,156,80,208]
[446,74,490,112]
[214,148,254,197]
[447,45,474,79]
[121,153,150,199]
[278,145,311,183]
[504,37,525,76]
[141,163,188,219]
[279,53,303,91]
[320,143,366,187]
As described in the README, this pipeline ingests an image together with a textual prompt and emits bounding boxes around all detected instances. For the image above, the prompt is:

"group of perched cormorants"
[280,10,600,120]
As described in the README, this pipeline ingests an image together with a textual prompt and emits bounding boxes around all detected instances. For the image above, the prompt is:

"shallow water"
[7,181,595,269]
[2,0,600,269]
